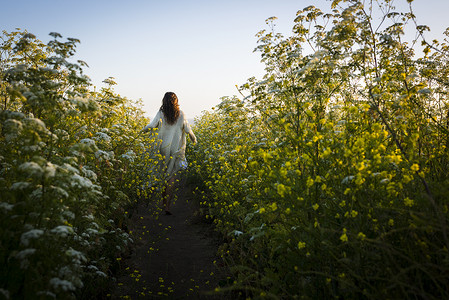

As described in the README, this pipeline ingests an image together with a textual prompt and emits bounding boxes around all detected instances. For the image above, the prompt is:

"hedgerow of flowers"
[0,30,162,299]
[187,1,449,298]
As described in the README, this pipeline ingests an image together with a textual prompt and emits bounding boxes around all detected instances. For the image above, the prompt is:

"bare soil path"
[111,177,230,299]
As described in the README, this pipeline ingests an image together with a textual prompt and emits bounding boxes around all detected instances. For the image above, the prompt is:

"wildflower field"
[187,1,449,299]
[1,0,449,299]
[0,30,163,298]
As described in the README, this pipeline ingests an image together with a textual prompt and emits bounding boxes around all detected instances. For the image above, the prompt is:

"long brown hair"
[160,92,180,125]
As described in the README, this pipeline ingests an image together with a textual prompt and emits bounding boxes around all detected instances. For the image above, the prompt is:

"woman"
[142,92,197,215]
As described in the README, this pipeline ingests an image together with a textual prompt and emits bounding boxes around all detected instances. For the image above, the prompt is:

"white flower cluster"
[20,229,44,246]
[50,225,73,238]
[70,97,89,110]
[70,174,93,189]
[0,289,10,299]
[15,248,36,260]
[120,150,136,162]
[94,132,111,142]
[18,161,57,180]
[80,138,96,148]
[3,119,23,141]
[65,248,86,264]
[81,166,97,181]
[15,248,36,269]
[95,150,113,162]
[49,278,75,292]
[18,162,42,178]
[0,202,14,212]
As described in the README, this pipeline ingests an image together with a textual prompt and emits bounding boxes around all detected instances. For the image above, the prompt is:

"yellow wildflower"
[357,232,366,240]
[411,164,419,172]
[298,241,306,249]
[277,184,287,197]
[306,177,314,187]
[340,228,348,242]
[404,197,414,207]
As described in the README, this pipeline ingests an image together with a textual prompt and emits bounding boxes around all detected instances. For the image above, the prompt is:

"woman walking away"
[142,92,197,215]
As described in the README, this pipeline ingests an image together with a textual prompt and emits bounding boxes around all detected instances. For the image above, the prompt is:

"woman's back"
[142,91,196,214]
[144,103,196,179]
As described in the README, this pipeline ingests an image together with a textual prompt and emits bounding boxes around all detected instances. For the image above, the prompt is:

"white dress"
[143,110,196,179]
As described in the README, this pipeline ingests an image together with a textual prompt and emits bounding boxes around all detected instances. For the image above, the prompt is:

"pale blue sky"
[1,0,448,119]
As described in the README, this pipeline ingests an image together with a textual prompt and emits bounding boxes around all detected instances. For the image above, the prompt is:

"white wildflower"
[341,175,354,184]
[418,88,431,94]
[81,167,97,181]
[15,248,36,260]
[44,162,56,179]
[95,132,111,142]
[233,230,244,236]
[10,182,31,190]
[80,138,96,148]
[70,150,80,157]
[18,162,43,178]
[61,163,79,175]
[87,265,99,271]
[54,129,69,140]
[90,222,99,229]
[49,278,75,292]
[25,118,47,132]
[22,145,42,152]
[30,187,43,200]
[21,229,44,246]
[78,125,87,134]
[62,210,75,220]
[95,150,111,161]
[4,110,24,119]
[86,228,98,235]
[50,186,69,199]
[71,174,93,188]
[4,119,23,141]
[36,291,56,298]
[96,271,107,278]
[71,97,89,110]
[0,202,14,212]
[58,266,73,279]
[15,248,36,269]
[65,248,86,263]
[50,225,73,237]
[120,150,136,162]
[0,288,10,299]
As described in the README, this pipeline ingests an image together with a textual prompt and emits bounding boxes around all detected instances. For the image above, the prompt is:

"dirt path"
[111,177,230,299]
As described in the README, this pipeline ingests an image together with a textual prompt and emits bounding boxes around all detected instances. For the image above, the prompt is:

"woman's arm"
[183,119,197,144]
[142,110,162,133]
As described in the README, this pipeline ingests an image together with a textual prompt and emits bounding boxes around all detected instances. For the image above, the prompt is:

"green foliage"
[188,1,449,299]
[0,30,161,299]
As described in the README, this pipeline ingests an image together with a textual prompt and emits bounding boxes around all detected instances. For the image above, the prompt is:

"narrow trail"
[111,176,230,299]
